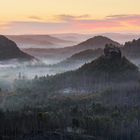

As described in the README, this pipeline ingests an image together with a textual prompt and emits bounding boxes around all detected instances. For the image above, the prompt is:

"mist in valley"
[0,35,140,140]
[0,55,90,92]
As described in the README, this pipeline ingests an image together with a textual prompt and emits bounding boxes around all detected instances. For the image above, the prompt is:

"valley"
[0,34,140,140]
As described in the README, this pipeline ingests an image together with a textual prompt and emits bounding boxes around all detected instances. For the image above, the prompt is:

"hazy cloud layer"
[56,14,90,21]
[28,16,43,20]
[1,14,140,34]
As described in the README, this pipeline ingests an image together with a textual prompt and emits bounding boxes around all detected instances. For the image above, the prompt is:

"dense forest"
[0,44,140,140]
[1,94,140,140]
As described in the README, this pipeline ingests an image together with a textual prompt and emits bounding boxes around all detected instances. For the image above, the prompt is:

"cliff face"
[0,35,34,61]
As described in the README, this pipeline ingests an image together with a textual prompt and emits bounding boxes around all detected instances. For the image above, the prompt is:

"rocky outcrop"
[78,44,138,73]
[104,44,121,60]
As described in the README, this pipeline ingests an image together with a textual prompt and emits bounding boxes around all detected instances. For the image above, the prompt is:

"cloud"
[56,14,90,21]
[28,16,42,20]
[106,14,132,18]
[106,14,140,23]
[107,14,140,18]
[76,14,140,29]
[1,14,140,34]
[1,21,73,34]
[107,14,140,27]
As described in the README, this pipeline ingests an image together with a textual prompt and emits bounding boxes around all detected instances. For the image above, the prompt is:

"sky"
[0,0,140,34]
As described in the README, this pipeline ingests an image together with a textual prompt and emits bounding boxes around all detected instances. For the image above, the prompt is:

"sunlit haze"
[0,0,140,34]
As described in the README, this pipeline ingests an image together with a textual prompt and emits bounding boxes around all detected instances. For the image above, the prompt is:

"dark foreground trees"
[0,94,140,140]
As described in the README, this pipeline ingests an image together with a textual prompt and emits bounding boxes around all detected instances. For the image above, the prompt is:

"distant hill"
[31,45,139,94]
[61,44,138,80]
[78,53,137,74]
[67,49,102,60]
[53,33,140,44]
[53,49,103,68]
[101,33,140,44]
[122,38,140,58]
[61,36,121,54]
[53,33,93,44]
[74,36,120,50]
[7,35,74,48]
[24,36,120,59]
[0,35,34,61]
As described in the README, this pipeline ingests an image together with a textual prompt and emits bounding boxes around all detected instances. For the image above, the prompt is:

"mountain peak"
[92,35,112,40]
[78,44,138,73]
[77,35,120,49]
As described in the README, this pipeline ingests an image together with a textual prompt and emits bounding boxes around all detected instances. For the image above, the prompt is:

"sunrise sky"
[0,0,140,34]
